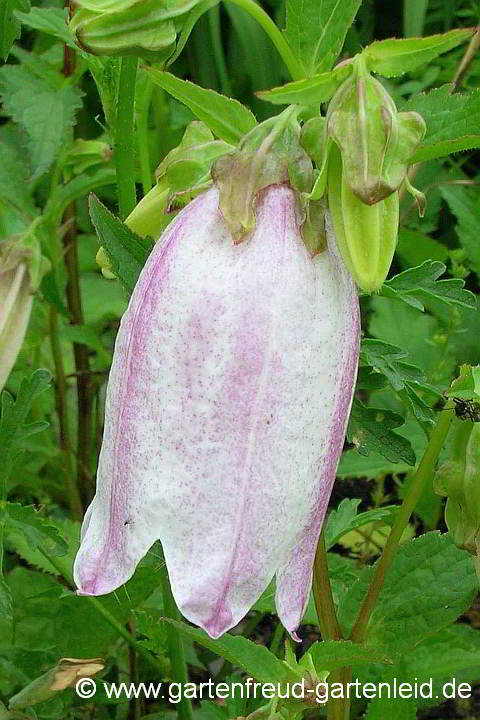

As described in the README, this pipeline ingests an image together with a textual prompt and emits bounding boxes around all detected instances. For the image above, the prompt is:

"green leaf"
[61,325,112,366]
[446,364,480,401]
[0,62,83,178]
[360,339,438,423]
[162,618,289,683]
[326,499,398,549]
[88,194,154,294]
[0,369,51,486]
[396,229,449,268]
[440,184,480,276]
[403,0,428,37]
[146,69,256,144]
[363,29,473,78]
[347,399,416,466]
[0,576,13,645]
[256,63,352,106]
[2,503,68,557]
[0,123,37,221]
[365,691,416,720]
[284,0,361,76]
[382,261,476,312]
[404,624,480,679]
[307,639,393,672]
[338,532,478,652]
[0,0,29,60]
[403,86,480,163]
[5,517,80,577]
[14,7,78,50]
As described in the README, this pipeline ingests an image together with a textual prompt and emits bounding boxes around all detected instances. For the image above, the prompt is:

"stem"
[136,77,154,196]
[208,5,233,96]
[313,528,341,641]
[116,56,139,219]
[224,0,303,80]
[160,559,194,720]
[49,307,83,520]
[62,203,93,506]
[349,403,454,643]
[452,27,480,91]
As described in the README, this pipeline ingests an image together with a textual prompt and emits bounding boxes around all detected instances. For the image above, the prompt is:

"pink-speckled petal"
[73,185,360,638]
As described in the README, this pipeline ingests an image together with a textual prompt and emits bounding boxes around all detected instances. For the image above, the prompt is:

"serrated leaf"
[307,639,393,672]
[360,339,438,424]
[446,364,480,400]
[440,184,480,276]
[2,503,68,557]
[404,624,480,679]
[0,0,29,60]
[382,260,476,311]
[363,28,473,78]
[403,85,480,163]
[0,62,83,178]
[5,516,80,576]
[0,369,51,486]
[347,399,416,465]
[256,63,352,106]
[0,123,36,220]
[284,0,361,76]
[14,7,78,50]
[0,576,13,645]
[162,618,289,683]
[326,499,398,549]
[88,194,154,294]
[147,69,256,144]
[338,532,478,652]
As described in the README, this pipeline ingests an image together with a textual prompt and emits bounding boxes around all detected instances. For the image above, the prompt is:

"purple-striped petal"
[73,184,360,638]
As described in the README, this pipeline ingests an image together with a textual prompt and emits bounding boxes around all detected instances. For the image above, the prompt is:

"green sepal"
[212,107,313,242]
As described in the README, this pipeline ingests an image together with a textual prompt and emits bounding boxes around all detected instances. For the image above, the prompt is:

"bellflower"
[74,183,360,638]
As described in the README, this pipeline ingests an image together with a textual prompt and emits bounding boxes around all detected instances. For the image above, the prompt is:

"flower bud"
[0,226,49,392]
[74,184,360,639]
[70,0,199,58]
[327,59,426,205]
[327,143,399,293]
[434,421,480,555]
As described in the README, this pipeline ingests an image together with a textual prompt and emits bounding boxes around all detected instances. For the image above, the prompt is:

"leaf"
[338,532,478,653]
[0,122,36,220]
[256,63,352,106]
[146,69,256,144]
[284,0,361,76]
[382,261,476,312]
[326,499,398,549]
[88,194,154,294]
[0,576,13,645]
[403,0,428,37]
[61,325,112,365]
[162,618,289,683]
[440,184,480,276]
[360,339,439,424]
[0,0,29,60]
[365,691,417,720]
[403,85,480,163]
[0,369,51,486]
[307,639,393,672]
[5,516,80,577]
[404,624,480,679]
[363,29,473,78]
[2,503,68,557]
[14,6,78,50]
[347,399,416,466]
[446,364,480,401]
[396,229,449,268]
[0,62,83,178]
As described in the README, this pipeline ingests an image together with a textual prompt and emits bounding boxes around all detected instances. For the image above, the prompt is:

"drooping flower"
[74,183,360,639]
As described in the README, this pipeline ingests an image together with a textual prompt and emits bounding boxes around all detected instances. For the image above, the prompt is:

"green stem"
[313,528,341,641]
[349,402,454,643]
[224,0,303,80]
[49,307,83,520]
[208,5,233,96]
[136,77,154,196]
[160,560,194,720]
[116,56,139,219]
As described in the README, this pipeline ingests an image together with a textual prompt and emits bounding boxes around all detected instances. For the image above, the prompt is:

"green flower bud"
[327,57,426,205]
[70,0,199,58]
[327,143,399,293]
[434,421,480,555]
